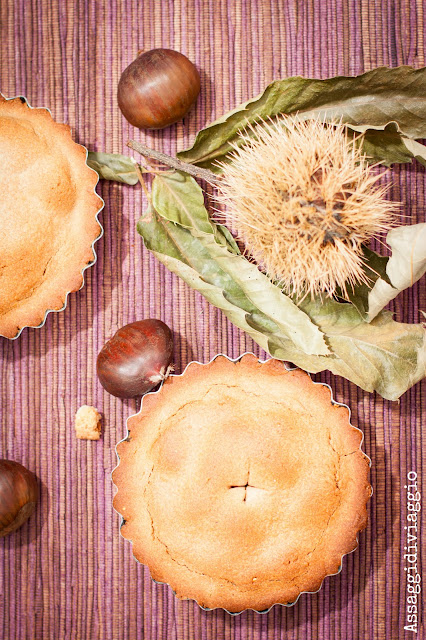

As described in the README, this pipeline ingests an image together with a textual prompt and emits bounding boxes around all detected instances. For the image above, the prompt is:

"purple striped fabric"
[0,1,425,638]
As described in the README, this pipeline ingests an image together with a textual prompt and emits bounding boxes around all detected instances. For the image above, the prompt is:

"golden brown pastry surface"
[113,355,371,612]
[0,95,102,338]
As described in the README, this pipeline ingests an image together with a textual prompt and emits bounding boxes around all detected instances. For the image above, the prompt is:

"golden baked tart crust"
[113,355,371,613]
[0,95,103,338]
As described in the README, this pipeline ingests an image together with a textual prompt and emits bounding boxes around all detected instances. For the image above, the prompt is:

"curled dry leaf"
[177,66,426,170]
[360,122,426,168]
[366,224,426,321]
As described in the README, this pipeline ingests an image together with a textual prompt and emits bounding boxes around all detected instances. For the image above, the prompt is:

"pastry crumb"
[75,405,102,440]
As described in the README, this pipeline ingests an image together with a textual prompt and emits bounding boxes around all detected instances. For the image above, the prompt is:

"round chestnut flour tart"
[0,95,103,338]
[113,355,371,613]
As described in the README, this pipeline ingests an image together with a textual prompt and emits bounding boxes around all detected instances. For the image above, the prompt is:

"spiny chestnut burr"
[217,117,399,299]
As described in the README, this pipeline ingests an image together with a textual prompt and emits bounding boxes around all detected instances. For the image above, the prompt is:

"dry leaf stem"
[128,140,220,185]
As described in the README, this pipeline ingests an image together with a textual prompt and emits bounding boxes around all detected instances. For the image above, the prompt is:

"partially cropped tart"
[0,95,103,338]
[113,355,371,613]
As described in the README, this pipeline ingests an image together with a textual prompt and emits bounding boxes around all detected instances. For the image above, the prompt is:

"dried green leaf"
[87,151,139,185]
[341,246,391,320]
[146,173,330,356]
[137,177,426,400]
[138,207,426,400]
[366,224,426,321]
[152,171,214,234]
[214,224,241,254]
[398,137,426,168]
[152,171,241,253]
[138,206,279,352]
[356,123,426,167]
[289,298,426,400]
[177,66,426,170]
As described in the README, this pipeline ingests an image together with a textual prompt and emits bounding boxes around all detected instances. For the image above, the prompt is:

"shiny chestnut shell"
[117,48,201,129]
[0,460,38,537]
[96,319,174,398]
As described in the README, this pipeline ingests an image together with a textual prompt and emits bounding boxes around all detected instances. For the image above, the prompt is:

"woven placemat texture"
[0,1,425,639]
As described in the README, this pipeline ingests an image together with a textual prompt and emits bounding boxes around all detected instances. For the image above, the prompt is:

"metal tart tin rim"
[0,93,105,340]
[113,352,372,615]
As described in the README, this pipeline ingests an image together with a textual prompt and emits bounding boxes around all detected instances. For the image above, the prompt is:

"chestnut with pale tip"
[0,460,38,537]
[96,319,174,398]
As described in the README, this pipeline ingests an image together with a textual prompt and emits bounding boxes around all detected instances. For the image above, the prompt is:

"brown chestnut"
[96,319,174,398]
[117,48,200,129]
[0,460,38,537]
